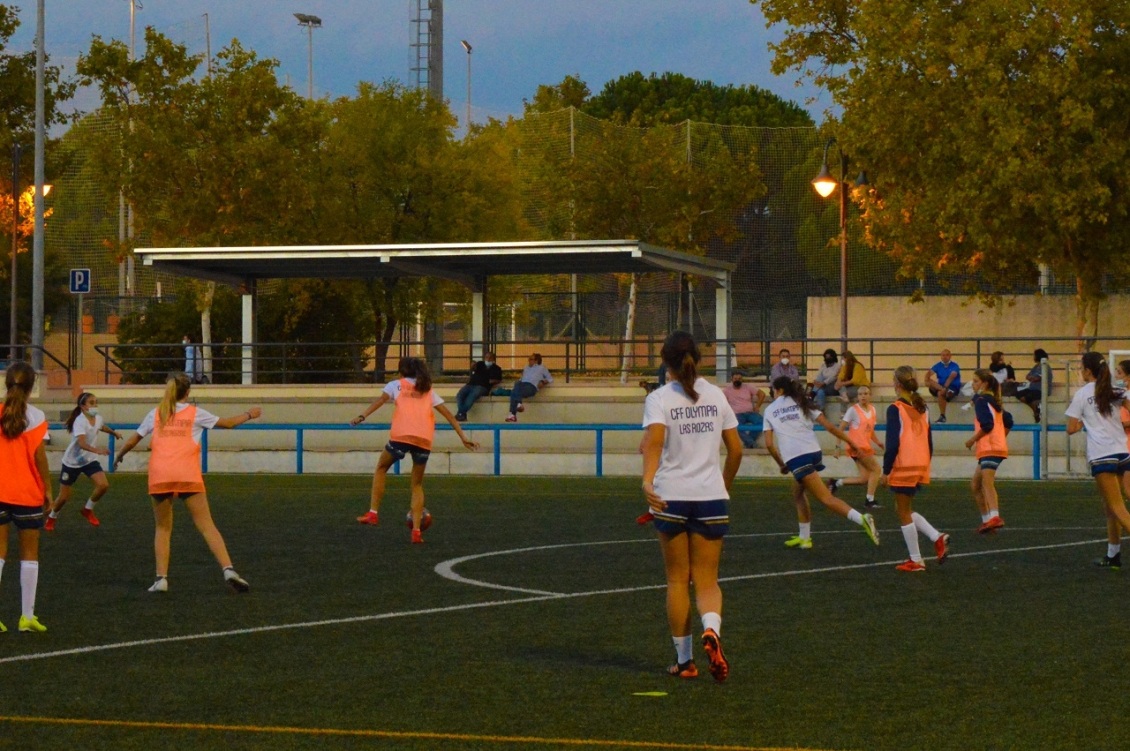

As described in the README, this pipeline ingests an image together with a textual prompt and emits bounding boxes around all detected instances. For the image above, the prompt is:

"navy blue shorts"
[59,461,105,486]
[785,451,825,482]
[386,440,430,465]
[0,501,45,530]
[978,456,1006,471]
[1090,453,1130,477]
[889,484,924,497]
[152,492,200,502]
[652,499,729,539]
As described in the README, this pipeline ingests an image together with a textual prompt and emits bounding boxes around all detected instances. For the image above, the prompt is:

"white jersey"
[136,403,219,445]
[643,378,738,501]
[383,378,443,406]
[1065,382,1129,461]
[62,412,105,468]
[763,395,823,463]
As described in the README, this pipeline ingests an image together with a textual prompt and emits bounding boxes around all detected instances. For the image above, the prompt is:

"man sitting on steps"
[506,353,553,422]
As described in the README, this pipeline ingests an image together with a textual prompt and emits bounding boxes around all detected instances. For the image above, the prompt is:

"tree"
[759,0,1130,343]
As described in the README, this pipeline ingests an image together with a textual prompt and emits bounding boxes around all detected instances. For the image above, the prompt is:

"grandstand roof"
[134,240,735,287]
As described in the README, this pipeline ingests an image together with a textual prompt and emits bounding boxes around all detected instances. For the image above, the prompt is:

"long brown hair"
[398,357,433,394]
[1082,351,1117,416]
[973,368,1002,411]
[842,350,859,379]
[65,392,96,432]
[661,331,700,403]
[894,366,927,413]
[772,375,813,415]
[1,362,37,439]
[158,373,193,426]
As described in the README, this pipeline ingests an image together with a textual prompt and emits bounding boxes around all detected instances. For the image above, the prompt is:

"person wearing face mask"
[722,371,765,448]
[182,335,203,385]
[45,393,123,531]
[770,348,799,384]
[454,351,503,422]
[810,349,841,411]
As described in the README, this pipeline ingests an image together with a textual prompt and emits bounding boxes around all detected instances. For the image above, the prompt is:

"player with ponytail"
[114,372,261,593]
[45,392,123,530]
[1065,352,1130,569]
[0,362,52,632]
[882,366,949,572]
[352,357,478,542]
[763,375,880,550]
[964,369,1012,534]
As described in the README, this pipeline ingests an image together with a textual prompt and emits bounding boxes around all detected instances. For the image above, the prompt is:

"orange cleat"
[934,533,951,564]
[667,660,698,679]
[701,628,729,683]
[44,516,56,532]
[977,516,1005,534]
[896,559,927,572]
[411,529,424,544]
[356,510,380,526]
[81,507,101,527]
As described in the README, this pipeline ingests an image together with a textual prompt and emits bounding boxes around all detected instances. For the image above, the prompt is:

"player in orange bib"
[881,366,950,572]
[829,386,884,509]
[114,373,261,593]
[352,357,478,543]
[964,369,1013,533]
[0,363,52,633]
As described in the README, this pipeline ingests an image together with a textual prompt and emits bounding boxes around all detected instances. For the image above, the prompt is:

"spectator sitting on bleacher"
[834,350,870,405]
[925,348,962,423]
[810,349,841,411]
[989,351,1017,394]
[1015,348,1052,422]
[722,370,766,448]
[505,353,553,423]
[454,351,502,422]
[770,348,799,383]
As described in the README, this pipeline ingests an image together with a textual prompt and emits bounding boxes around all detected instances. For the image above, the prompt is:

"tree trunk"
[1074,274,1100,354]
[619,273,638,384]
[200,281,215,381]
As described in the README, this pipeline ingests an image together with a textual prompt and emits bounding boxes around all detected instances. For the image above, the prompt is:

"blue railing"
[74,421,1064,480]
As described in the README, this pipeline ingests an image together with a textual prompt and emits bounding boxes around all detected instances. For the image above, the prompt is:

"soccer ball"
[405,509,433,531]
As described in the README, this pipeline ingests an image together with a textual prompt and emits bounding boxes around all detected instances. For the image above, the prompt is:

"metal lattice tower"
[410,0,443,100]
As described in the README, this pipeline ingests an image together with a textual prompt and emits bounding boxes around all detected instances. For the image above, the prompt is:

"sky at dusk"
[7,1,828,125]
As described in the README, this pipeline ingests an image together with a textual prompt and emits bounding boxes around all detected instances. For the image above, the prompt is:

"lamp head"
[461,39,472,53]
[294,13,322,27]
[812,163,837,198]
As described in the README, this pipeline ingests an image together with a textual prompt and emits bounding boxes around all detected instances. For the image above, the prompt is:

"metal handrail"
[87,421,1063,480]
[3,345,72,385]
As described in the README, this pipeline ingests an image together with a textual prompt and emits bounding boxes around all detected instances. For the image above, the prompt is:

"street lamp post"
[294,13,322,100]
[461,40,472,132]
[9,143,19,362]
[812,138,866,353]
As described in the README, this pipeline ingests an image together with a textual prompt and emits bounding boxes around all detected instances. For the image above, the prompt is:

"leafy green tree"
[759,0,1130,341]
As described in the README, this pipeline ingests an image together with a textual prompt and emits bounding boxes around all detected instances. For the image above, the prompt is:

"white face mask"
[780,358,790,366]
[1116,379,1126,390]
[85,407,99,417]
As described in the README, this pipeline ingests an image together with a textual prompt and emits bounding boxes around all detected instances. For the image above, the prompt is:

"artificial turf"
[0,474,1126,750]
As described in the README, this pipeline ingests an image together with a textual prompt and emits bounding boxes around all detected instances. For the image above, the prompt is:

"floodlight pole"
[31,0,46,371]
[9,143,19,362]
[461,40,472,132]
[813,138,849,352]
[294,14,322,100]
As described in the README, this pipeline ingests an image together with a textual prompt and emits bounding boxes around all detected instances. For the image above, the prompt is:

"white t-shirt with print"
[642,378,738,501]
[383,378,444,406]
[1065,382,1129,461]
[136,403,219,445]
[62,412,105,467]
[763,395,823,463]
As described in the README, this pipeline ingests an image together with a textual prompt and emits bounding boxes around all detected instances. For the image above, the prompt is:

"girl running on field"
[829,386,884,510]
[0,362,52,632]
[763,376,880,550]
[881,366,949,572]
[964,369,1013,534]
[352,357,478,543]
[1116,360,1130,508]
[114,373,259,593]
[1065,352,1130,570]
[45,392,123,531]
[641,332,742,683]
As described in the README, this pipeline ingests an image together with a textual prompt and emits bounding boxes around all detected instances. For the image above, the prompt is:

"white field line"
[0,533,1107,666]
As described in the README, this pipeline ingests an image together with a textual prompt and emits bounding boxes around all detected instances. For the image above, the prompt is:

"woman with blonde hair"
[882,366,950,572]
[0,362,52,632]
[114,373,260,593]
[829,385,884,509]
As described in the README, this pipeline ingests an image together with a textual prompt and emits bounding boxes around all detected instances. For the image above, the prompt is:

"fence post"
[201,429,209,474]
[1032,427,1040,480]
[596,429,603,477]
[107,433,116,473]
[1040,357,1049,479]
[494,427,501,476]
[296,427,304,475]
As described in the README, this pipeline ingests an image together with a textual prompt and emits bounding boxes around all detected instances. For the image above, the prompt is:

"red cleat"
[896,559,927,572]
[977,516,1005,534]
[80,508,101,527]
[636,511,655,525]
[356,510,380,526]
[934,533,951,564]
[44,516,56,532]
[701,628,729,683]
[667,660,698,679]
[411,529,424,544]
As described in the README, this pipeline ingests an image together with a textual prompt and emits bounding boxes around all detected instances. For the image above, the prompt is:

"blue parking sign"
[70,268,91,294]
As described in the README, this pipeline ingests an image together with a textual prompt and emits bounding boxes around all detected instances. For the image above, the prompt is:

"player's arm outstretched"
[435,403,479,450]
[351,394,391,426]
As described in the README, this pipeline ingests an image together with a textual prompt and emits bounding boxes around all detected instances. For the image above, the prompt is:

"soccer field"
[0,474,1125,751]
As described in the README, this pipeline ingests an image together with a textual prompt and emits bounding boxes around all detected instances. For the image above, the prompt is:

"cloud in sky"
[7,1,830,123]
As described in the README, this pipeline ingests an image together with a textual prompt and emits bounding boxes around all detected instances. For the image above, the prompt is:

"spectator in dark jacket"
[454,352,503,421]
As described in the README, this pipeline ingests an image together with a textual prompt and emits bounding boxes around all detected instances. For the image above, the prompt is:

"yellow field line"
[0,715,838,751]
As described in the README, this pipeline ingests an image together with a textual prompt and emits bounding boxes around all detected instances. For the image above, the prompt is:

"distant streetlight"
[9,140,52,362]
[294,13,322,100]
[811,137,867,351]
[461,39,472,132]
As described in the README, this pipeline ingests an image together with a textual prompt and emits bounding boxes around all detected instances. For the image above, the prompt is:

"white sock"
[847,509,863,525]
[798,522,812,540]
[866,494,875,502]
[981,512,991,523]
[85,498,96,510]
[912,512,941,542]
[834,479,844,489]
[0,557,5,586]
[21,560,39,619]
[673,634,693,664]
[47,510,58,519]
[701,612,721,635]
[1109,543,1122,558]
[901,523,923,563]
[989,509,1000,520]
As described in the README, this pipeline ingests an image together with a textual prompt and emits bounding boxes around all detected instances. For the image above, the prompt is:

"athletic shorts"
[785,451,825,482]
[978,456,1006,471]
[652,499,729,539]
[0,501,45,530]
[59,461,105,486]
[888,484,924,497]
[151,491,200,502]
[1089,453,1130,477]
[850,450,876,462]
[386,440,430,465]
